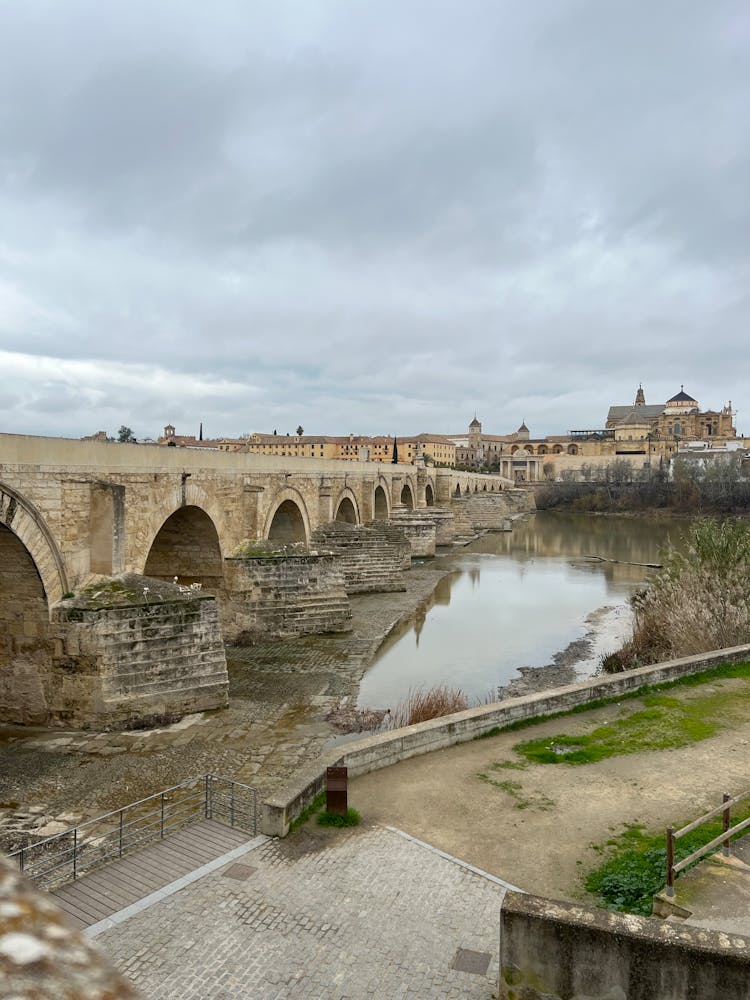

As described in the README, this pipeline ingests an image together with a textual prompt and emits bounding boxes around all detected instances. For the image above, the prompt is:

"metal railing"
[8,774,257,891]
[666,789,750,896]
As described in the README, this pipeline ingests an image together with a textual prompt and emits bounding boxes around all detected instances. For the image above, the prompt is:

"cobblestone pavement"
[0,562,454,851]
[98,824,502,999]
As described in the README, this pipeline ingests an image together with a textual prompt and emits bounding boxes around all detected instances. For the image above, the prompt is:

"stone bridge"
[0,433,530,729]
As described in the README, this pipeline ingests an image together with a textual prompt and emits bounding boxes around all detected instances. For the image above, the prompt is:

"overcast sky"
[1,1,748,441]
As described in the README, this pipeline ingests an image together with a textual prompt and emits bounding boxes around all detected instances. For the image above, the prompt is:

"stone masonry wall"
[311,522,409,593]
[50,579,228,728]
[450,490,535,535]
[498,891,750,1000]
[388,513,437,556]
[222,554,352,643]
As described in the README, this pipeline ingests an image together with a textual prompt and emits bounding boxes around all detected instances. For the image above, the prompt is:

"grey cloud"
[0,0,747,440]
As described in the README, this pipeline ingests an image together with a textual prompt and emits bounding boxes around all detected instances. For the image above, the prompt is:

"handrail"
[9,774,257,890]
[666,789,750,896]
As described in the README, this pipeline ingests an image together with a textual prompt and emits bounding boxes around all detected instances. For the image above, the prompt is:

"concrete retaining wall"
[498,891,750,999]
[260,642,750,836]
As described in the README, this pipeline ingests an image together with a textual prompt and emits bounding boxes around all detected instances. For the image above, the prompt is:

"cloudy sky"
[1,1,748,441]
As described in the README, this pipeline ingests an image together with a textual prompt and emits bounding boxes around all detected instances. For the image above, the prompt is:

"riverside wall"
[498,891,750,1000]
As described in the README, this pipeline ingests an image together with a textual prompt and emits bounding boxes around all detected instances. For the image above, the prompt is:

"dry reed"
[387,685,470,728]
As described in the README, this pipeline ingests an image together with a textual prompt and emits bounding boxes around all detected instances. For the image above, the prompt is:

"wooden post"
[666,826,675,897]
[723,793,731,857]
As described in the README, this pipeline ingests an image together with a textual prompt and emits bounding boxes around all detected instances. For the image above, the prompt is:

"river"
[357,511,687,709]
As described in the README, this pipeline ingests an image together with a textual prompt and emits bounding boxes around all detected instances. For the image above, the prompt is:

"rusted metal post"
[230,782,235,827]
[723,792,731,857]
[666,826,675,897]
[119,810,124,856]
[73,828,78,881]
[161,794,165,838]
[326,766,348,816]
[19,848,24,874]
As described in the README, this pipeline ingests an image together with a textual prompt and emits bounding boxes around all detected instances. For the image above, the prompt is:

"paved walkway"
[98,824,503,999]
[670,833,750,938]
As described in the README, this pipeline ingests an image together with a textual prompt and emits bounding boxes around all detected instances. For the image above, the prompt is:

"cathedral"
[450,385,741,477]
[605,386,736,458]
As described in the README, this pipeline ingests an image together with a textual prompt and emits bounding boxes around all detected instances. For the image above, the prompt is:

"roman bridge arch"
[333,487,360,525]
[0,483,69,725]
[0,483,69,604]
[399,476,416,510]
[262,488,311,544]
[373,478,390,520]
[139,481,227,589]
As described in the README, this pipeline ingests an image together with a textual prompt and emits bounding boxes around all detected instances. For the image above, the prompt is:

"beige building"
[156,427,455,466]
[448,385,741,480]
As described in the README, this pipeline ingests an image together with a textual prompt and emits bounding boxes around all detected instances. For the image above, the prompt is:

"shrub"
[606,518,750,669]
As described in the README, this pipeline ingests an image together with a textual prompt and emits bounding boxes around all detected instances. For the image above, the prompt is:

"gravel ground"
[0,560,454,852]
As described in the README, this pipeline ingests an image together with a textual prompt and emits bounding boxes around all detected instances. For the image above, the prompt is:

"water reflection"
[357,512,687,709]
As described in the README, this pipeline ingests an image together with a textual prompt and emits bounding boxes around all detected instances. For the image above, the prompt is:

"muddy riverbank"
[0,556,462,852]
[1,513,662,852]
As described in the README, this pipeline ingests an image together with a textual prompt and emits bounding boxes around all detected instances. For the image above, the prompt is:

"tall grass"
[387,685,470,728]
[602,518,750,671]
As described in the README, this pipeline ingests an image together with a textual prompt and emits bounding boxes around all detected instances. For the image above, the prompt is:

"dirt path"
[349,676,750,902]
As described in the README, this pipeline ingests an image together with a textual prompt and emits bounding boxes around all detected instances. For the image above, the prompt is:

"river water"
[357,511,687,709]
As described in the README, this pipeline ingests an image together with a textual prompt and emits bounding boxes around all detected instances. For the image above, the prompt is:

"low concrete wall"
[498,891,750,999]
[259,643,750,836]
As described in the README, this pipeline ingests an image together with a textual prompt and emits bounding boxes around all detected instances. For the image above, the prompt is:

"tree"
[117,426,135,443]
[391,437,399,464]
[296,425,304,437]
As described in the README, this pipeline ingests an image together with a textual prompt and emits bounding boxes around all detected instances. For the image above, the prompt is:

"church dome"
[517,421,529,433]
[469,416,481,428]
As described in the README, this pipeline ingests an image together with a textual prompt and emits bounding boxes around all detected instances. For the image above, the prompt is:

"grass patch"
[289,791,325,833]
[585,806,750,915]
[477,768,554,810]
[472,660,750,747]
[513,683,750,766]
[317,807,361,828]
[478,775,529,808]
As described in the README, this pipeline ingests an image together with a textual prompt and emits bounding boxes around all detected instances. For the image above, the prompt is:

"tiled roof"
[607,404,664,423]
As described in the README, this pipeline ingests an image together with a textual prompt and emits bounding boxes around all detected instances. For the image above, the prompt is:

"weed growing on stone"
[317,807,361,828]
[289,792,325,833]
